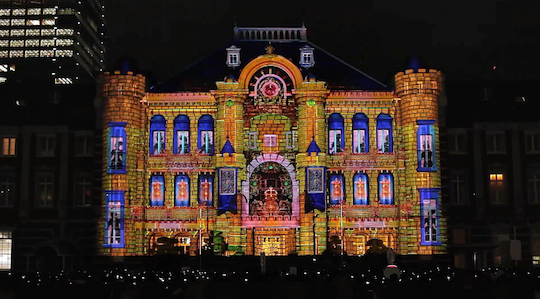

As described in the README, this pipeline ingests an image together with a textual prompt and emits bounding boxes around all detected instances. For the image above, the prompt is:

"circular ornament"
[226,99,234,108]
[260,80,280,98]
[307,99,316,107]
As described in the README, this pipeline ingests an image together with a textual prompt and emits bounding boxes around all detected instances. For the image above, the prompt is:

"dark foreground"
[1,265,540,299]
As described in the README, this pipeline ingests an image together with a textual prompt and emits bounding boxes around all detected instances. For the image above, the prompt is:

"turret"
[98,67,146,256]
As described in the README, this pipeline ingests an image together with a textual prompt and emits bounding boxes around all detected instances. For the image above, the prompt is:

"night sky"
[106,0,538,85]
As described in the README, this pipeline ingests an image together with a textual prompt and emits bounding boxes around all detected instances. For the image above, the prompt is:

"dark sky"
[105,0,539,85]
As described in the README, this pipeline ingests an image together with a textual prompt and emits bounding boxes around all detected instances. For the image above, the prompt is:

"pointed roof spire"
[306,136,321,156]
[221,137,235,156]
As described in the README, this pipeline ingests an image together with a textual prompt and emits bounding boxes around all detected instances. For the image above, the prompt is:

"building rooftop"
[150,26,388,93]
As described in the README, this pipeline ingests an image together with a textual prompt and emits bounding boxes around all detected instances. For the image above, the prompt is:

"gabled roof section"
[151,26,388,93]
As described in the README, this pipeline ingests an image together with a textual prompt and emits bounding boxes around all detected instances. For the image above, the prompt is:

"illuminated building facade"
[98,27,447,257]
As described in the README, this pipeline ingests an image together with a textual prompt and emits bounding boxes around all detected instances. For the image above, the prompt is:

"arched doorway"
[249,162,292,216]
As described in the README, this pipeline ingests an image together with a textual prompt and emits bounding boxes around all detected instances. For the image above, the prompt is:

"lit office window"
[9,40,23,47]
[9,50,23,58]
[0,20,10,26]
[0,30,8,37]
[25,50,39,57]
[27,8,41,15]
[56,39,73,46]
[25,39,39,47]
[40,39,54,46]
[0,231,12,270]
[41,19,55,26]
[0,65,7,72]
[12,9,25,16]
[11,19,24,26]
[0,10,10,16]
[57,28,74,35]
[10,30,24,36]
[40,50,54,57]
[58,8,74,15]
[26,19,40,26]
[43,8,56,15]
[0,40,7,47]
[55,77,72,84]
[25,29,39,36]
[41,29,55,35]
[55,49,73,57]
[0,51,7,58]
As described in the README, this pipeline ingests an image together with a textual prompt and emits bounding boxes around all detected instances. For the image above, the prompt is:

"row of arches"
[239,29,302,41]
[150,114,214,155]
[328,113,393,155]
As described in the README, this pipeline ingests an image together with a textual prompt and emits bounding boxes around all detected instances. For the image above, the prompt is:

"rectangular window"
[0,10,9,16]
[229,54,237,65]
[0,176,14,207]
[40,39,54,47]
[2,137,16,156]
[0,231,12,270]
[489,173,505,204]
[11,19,24,26]
[450,172,467,204]
[150,175,165,207]
[74,135,93,157]
[25,29,39,36]
[25,39,40,47]
[263,134,277,147]
[329,129,343,154]
[10,29,24,36]
[40,50,54,57]
[417,120,437,171]
[43,8,57,15]
[25,50,39,57]
[377,129,390,153]
[0,30,8,36]
[55,49,73,57]
[36,172,54,208]
[103,190,125,248]
[12,9,25,16]
[41,29,55,35]
[285,131,295,149]
[176,130,189,154]
[26,19,40,26]
[36,135,55,157]
[74,174,92,207]
[56,28,74,35]
[55,38,73,46]
[0,20,9,26]
[108,124,126,174]
[486,132,505,154]
[248,132,257,149]
[527,172,540,204]
[525,132,540,153]
[9,40,23,47]
[27,8,41,15]
[419,188,441,245]
[9,50,23,58]
[41,19,55,25]
[353,129,367,153]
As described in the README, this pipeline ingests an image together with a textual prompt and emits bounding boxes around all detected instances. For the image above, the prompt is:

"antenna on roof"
[301,5,307,27]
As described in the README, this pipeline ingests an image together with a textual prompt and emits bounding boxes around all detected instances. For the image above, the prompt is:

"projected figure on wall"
[177,131,188,154]
[110,137,123,170]
[107,211,121,245]
[331,177,343,202]
[151,178,163,202]
[355,176,366,199]
[177,178,188,202]
[381,176,392,203]
[153,131,165,155]
[424,208,437,242]
[329,131,342,154]
[199,131,213,154]
[420,135,433,168]
[201,179,211,204]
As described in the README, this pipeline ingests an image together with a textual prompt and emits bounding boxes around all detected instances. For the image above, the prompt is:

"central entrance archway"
[242,153,300,224]
[249,161,292,216]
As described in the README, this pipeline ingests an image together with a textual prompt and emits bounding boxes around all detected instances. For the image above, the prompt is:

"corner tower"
[98,70,146,256]
[395,68,447,255]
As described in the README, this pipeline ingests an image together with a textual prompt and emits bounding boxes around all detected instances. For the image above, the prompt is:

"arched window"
[150,115,166,155]
[329,173,345,205]
[417,120,437,171]
[352,113,369,153]
[198,115,214,155]
[328,113,344,154]
[353,172,369,205]
[149,174,165,207]
[175,174,190,207]
[173,115,190,154]
[376,114,393,153]
[378,171,394,205]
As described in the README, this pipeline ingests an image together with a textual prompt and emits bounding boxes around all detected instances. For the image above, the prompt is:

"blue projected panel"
[353,172,369,205]
[175,174,190,207]
[103,190,125,248]
[305,167,326,212]
[329,173,345,205]
[150,175,165,207]
[417,120,437,172]
[419,188,442,246]
[218,167,238,215]
[378,172,394,205]
[107,122,127,174]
